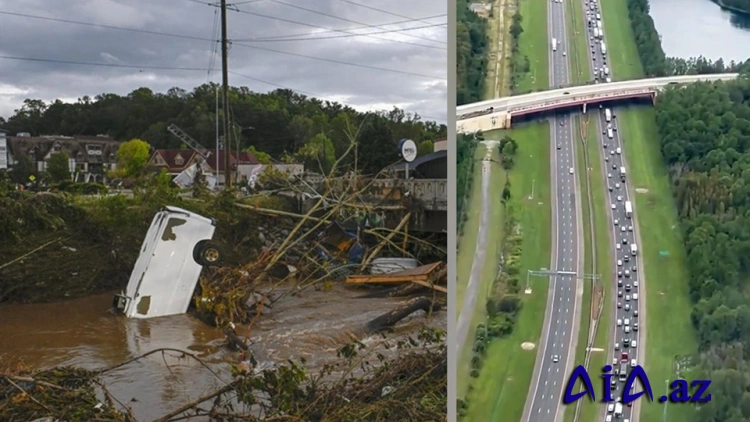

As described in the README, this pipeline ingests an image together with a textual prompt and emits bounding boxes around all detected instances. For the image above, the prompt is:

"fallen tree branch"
[0,236,67,271]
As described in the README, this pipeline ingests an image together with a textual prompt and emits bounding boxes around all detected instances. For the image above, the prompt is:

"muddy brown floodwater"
[0,283,445,421]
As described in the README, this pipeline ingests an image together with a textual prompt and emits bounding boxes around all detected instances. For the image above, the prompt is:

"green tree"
[298,133,335,174]
[245,145,272,164]
[46,152,71,182]
[116,138,151,178]
[9,154,34,184]
[418,140,434,156]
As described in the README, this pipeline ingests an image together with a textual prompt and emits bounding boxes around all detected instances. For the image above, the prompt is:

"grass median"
[618,106,697,422]
[565,0,592,84]
[461,122,551,421]
[457,144,508,398]
[577,115,615,422]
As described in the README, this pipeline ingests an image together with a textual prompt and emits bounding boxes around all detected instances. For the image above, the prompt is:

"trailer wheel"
[194,240,224,267]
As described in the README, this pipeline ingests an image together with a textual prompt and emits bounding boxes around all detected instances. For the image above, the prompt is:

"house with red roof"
[147,149,260,184]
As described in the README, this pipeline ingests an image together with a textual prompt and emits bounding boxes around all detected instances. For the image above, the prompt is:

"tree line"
[654,78,750,421]
[0,85,446,175]
[457,0,489,106]
[625,0,750,77]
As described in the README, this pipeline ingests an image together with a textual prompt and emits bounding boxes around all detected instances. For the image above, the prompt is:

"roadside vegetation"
[457,0,490,106]
[650,79,750,421]
[457,123,551,421]
[457,134,478,233]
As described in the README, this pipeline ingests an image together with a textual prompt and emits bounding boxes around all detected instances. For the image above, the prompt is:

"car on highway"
[632,265,637,272]
[614,219,619,225]
[624,255,630,262]
[634,309,639,317]
[605,156,609,161]
[618,271,622,277]
[615,182,621,188]
[610,150,615,155]
[625,294,631,301]
[633,293,639,300]
[624,326,631,333]
[632,340,637,348]
[617,259,622,266]
[617,318,622,326]
[616,147,622,154]
[633,281,639,287]
[617,195,623,201]
[624,303,630,311]
[621,226,626,233]
[612,204,616,210]
[614,342,620,350]
[625,284,631,291]
[625,270,630,277]
[563,51,567,56]
[622,238,628,244]
[628,225,633,231]
[616,244,621,250]
[618,290,623,297]
[613,164,617,170]
[617,302,622,308]
[560,120,565,126]
[634,322,639,331]
[552,354,560,363]
[608,173,612,178]
[618,279,623,286]
[557,143,562,149]
[569,167,574,174]
[609,185,613,191]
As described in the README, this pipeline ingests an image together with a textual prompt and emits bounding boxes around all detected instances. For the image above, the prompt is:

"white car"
[621,226,626,232]
[633,281,639,287]
[563,51,567,56]
[616,244,621,250]
[614,219,619,225]
[633,293,639,300]
[628,225,633,231]
[625,295,631,301]
[570,167,575,174]
[616,147,622,154]
[553,354,560,362]
[611,204,616,210]
[617,259,623,266]
[608,173,612,178]
[617,195,623,201]
[615,183,621,188]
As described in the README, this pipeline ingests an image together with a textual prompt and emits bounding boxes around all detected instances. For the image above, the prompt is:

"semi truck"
[625,201,632,217]
[601,41,607,56]
[631,244,638,256]
[620,166,626,180]
[605,108,612,122]
[551,37,557,51]
[593,28,600,39]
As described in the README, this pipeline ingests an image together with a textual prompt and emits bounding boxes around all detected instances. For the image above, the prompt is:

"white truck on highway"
[620,166,627,180]
[614,402,623,417]
[604,65,610,76]
[597,20,602,30]
[625,201,632,217]
[593,28,599,39]
[607,128,614,139]
[601,41,607,56]
[551,37,557,51]
[631,244,638,256]
[605,108,612,122]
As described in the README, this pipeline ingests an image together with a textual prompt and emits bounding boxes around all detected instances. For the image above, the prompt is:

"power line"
[267,0,445,46]
[246,13,446,41]
[229,70,443,122]
[0,55,208,71]
[230,3,445,50]
[233,22,446,43]
[206,8,220,82]
[337,0,447,44]
[0,8,444,79]
[231,42,445,80]
[0,10,213,42]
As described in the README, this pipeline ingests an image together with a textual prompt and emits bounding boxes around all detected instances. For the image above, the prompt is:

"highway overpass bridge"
[457,73,739,132]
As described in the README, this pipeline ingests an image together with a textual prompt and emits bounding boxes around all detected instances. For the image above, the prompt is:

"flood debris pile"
[0,367,129,421]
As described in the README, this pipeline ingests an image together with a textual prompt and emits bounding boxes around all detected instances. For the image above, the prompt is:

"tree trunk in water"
[364,296,441,333]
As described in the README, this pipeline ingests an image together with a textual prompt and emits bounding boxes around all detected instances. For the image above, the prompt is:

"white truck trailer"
[625,200,632,217]
[614,402,623,417]
[605,108,612,122]
[601,41,607,56]
[551,37,557,51]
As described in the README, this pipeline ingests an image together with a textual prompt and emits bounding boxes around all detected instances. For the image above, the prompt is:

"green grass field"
[514,0,549,92]
[618,106,697,422]
[461,122,551,421]
[600,0,643,80]
[456,144,508,398]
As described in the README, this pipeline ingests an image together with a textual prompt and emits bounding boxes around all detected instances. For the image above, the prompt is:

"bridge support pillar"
[505,113,512,129]
[582,103,587,114]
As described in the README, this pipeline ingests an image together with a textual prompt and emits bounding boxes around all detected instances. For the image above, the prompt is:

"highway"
[580,1,644,421]
[523,0,583,420]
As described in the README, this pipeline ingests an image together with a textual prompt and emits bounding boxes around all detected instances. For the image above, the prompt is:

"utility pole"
[220,0,231,187]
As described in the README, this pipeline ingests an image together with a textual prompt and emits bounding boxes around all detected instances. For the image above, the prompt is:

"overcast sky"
[0,0,447,124]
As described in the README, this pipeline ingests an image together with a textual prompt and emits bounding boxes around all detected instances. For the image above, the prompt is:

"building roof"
[149,149,259,172]
[6,135,120,163]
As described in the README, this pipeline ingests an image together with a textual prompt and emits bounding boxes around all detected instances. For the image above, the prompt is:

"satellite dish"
[398,139,417,163]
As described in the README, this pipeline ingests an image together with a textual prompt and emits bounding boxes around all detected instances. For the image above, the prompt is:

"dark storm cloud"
[0,0,447,122]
